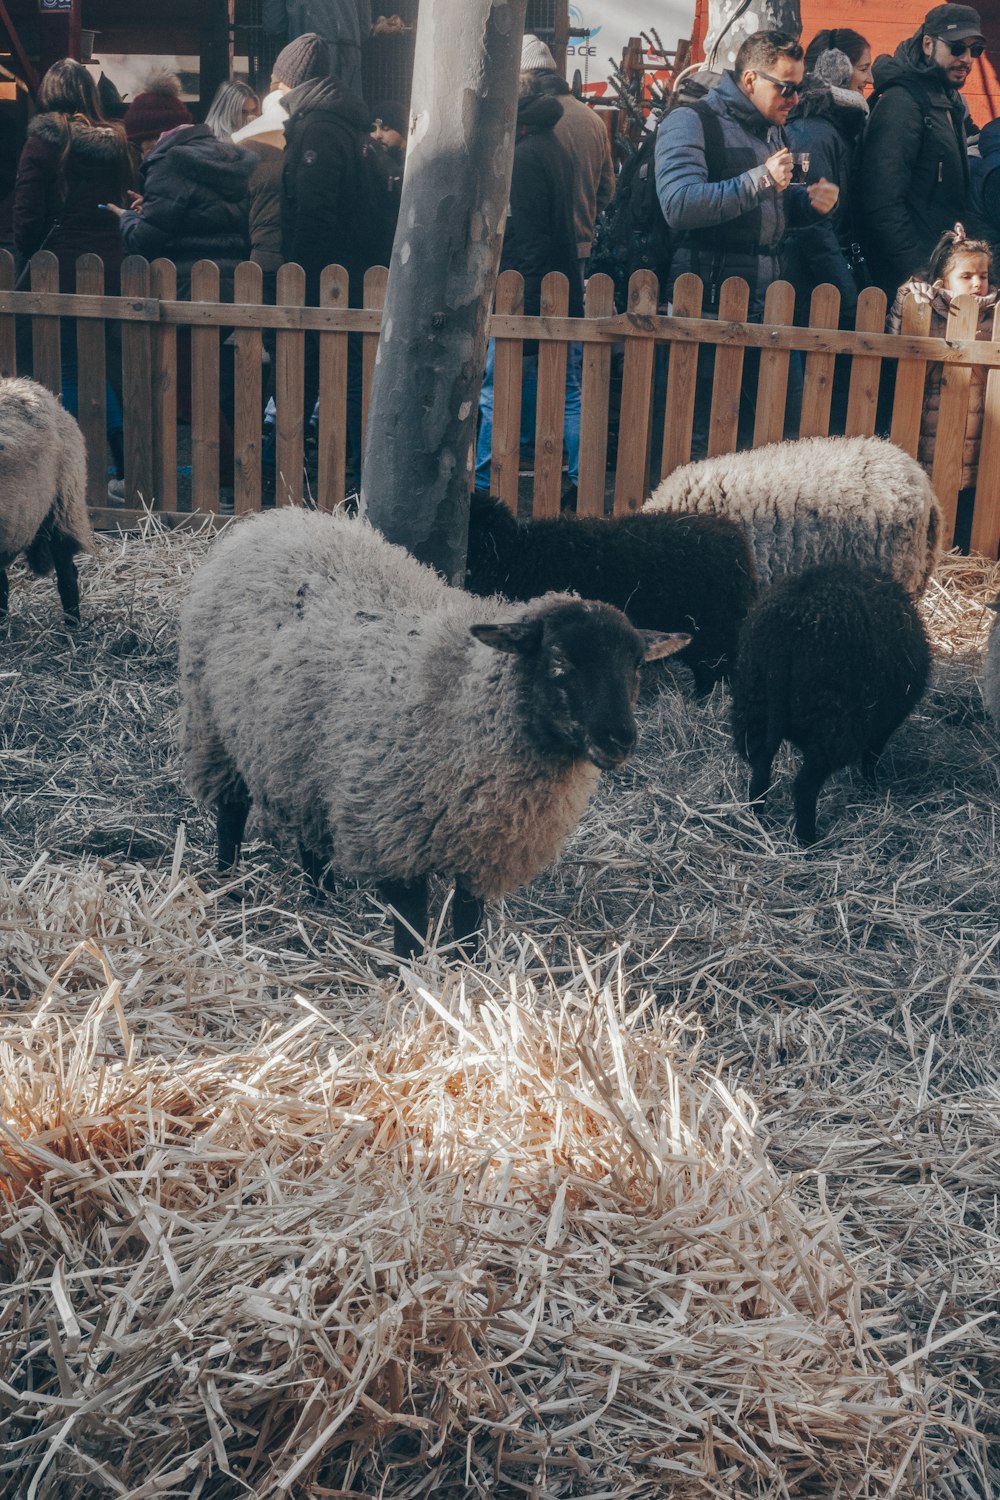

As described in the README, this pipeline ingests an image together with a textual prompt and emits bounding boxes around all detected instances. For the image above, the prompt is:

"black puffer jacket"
[500,92,583,326]
[784,82,869,322]
[281,77,390,305]
[859,31,973,292]
[118,124,252,297]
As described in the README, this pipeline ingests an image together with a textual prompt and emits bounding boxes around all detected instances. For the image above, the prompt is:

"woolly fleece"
[645,436,941,598]
[984,595,1000,723]
[0,377,92,565]
[179,510,613,900]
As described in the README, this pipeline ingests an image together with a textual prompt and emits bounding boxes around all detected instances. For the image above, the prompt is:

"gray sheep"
[178,510,689,956]
[984,594,1000,723]
[0,376,93,625]
[645,436,941,598]
[731,563,931,845]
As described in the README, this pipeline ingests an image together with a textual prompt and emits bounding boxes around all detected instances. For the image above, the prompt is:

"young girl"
[888,225,998,550]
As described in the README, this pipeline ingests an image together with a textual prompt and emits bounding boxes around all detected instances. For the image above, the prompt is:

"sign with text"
[567,0,695,94]
[39,0,74,10]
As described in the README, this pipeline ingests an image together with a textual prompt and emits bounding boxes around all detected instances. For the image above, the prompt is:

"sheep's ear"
[640,630,692,662]
[471,619,543,656]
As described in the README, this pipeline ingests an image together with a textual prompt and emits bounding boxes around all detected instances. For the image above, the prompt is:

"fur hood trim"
[28,111,130,164]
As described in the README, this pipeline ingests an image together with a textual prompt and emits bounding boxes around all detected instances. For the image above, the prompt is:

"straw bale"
[0,525,998,1497]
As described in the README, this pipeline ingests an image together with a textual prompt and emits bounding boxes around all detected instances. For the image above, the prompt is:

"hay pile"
[0,525,998,1498]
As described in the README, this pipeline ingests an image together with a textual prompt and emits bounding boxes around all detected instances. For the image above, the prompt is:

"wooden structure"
[2,250,999,556]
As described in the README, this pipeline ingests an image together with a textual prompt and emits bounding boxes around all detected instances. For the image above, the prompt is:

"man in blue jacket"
[655,31,838,453]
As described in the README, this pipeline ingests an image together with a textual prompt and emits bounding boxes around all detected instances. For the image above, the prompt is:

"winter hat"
[812,47,854,88]
[520,33,557,72]
[922,3,984,42]
[123,69,193,144]
[271,32,331,89]
[372,98,407,136]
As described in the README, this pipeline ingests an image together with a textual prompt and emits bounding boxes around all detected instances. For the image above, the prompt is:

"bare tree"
[703,0,803,71]
[362,0,528,583]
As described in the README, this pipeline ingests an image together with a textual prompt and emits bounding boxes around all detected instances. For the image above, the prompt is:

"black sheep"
[464,491,756,694]
[731,564,931,845]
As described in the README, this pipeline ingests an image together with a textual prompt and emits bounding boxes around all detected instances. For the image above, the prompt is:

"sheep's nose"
[589,728,636,769]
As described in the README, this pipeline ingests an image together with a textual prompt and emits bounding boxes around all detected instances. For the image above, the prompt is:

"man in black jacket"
[859,3,986,294]
[475,89,584,496]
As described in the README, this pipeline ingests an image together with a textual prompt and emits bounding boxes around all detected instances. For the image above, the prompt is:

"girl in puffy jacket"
[888,224,997,550]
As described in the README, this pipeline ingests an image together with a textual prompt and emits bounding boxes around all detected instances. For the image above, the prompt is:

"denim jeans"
[476,338,582,490]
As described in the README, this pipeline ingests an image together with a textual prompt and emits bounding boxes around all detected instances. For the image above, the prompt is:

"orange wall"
[691,0,1000,122]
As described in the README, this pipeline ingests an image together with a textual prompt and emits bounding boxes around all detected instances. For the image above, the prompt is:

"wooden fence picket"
[577,272,614,516]
[190,259,221,514]
[972,302,1000,558]
[533,271,570,518]
[30,252,60,396]
[614,269,658,513]
[317,264,350,509]
[890,295,932,457]
[798,283,841,439]
[844,286,887,439]
[74,255,107,509]
[707,277,749,457]
[661,272,703,478]
[120,256,154,509]
[233,260,263,516]
[931,294,980,544]
[274,262,305,507]
[490,270,525,513]
[151,259,177,512]
[752,279,795,450]
[0,251,16,377]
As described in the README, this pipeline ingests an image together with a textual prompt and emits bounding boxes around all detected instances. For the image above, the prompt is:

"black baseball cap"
[923,4,985,42]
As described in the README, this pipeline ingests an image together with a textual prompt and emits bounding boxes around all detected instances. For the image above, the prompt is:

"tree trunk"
[362,0,528,584]
[703,0,803,72]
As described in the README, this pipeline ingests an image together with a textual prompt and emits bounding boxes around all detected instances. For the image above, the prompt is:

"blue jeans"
[476,339,582,489]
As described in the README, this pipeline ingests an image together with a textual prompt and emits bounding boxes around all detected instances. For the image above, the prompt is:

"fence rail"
[2,249,999,556]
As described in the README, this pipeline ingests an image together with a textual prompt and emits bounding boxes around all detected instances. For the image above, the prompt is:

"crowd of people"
[8,5,1000,520]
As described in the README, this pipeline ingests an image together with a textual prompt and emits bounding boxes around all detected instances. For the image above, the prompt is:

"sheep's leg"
[0,567,8,623]
[216,783,251,870]
[299,842,338,893]
[792,759,828,846]
[452,882,484,958]
[860,735,891,784]
[379,876,429,958]
[50,535,81,626]
[748,747,777,810]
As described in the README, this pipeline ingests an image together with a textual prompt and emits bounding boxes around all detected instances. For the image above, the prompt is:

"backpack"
[590,94,725,310]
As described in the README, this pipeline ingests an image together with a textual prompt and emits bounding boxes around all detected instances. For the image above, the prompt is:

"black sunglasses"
[944,39,985,57]
[756,69,801,99]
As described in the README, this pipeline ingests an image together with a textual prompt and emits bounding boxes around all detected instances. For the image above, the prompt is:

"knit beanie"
[123,69,193,144]
[812,47,853,89]
[520,33,557,72]
[271,32,331,89]
[372,98,407,136]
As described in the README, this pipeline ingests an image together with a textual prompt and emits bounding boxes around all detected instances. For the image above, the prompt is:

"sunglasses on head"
[756,70,801,99]
[943,38,985,57]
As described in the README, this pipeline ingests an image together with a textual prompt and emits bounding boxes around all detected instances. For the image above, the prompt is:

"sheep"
[731,563,931,845]
[645,436,941,599]
[464,490,756,694]
[984,594,1000,723]
[178,509,690,957]
[0,376,93,626]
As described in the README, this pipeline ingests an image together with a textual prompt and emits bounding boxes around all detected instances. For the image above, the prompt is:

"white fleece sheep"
[645,436,941,598]
[0,376,92,624]
[178,509,686,955]
[984,595,1000,723]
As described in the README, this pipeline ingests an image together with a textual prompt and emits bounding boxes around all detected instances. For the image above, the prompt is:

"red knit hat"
[123,69,193,144]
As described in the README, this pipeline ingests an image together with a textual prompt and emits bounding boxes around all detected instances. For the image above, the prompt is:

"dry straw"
[0,525,998,1498]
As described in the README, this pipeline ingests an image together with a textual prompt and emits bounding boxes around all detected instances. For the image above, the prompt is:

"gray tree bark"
[703,0,803,71]
[362,0,528,583]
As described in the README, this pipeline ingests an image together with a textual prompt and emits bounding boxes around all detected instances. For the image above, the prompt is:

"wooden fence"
[2,249,1000,555]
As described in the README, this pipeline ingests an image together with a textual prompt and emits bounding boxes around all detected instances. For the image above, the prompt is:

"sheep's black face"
[471,602,690,769]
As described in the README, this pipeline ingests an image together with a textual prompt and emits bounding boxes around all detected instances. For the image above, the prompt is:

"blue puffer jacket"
[654,70,816,317]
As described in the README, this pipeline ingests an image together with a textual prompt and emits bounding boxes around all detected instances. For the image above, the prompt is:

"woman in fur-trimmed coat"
[13,58,133,292]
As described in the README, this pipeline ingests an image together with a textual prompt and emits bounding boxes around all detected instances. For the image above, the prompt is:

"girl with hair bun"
[888,224,997,549]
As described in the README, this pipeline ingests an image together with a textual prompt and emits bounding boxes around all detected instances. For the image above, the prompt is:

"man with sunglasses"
[860,4,986,295]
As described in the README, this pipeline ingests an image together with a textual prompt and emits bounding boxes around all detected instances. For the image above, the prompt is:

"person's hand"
[126,190,144,212]
[807,178,840,215]
[763,148,792,191]
[101,202,125,217]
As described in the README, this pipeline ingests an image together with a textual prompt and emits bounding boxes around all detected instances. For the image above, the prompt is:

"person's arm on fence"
[13,133,57,264]
[654,108,776,231]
